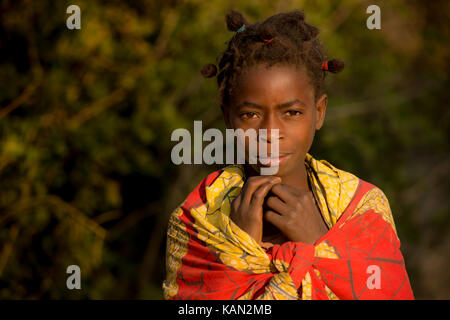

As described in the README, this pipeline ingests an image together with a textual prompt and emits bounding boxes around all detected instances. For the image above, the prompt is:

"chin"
[245,152,303,176]
[247,163,288,177]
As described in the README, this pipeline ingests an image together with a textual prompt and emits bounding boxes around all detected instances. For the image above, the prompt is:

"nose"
[258,112,283,143]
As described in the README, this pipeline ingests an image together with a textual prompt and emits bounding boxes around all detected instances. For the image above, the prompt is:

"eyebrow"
[236,99,306,110]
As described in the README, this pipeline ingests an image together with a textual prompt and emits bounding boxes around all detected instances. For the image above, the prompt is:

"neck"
[244,160,312,239]
[278,162,310,192]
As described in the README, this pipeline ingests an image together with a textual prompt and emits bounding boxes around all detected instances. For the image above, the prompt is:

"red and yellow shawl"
[163,153,414,300]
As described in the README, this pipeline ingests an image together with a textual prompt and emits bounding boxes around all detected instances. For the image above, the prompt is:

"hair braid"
[201,9,344,106]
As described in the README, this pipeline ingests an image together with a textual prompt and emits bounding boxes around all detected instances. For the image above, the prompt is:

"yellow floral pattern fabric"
[163,153,399,299]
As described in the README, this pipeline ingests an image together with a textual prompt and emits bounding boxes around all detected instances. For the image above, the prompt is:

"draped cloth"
[162,153,414,300]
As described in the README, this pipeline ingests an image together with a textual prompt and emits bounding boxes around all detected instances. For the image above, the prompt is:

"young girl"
[163,9,414,300]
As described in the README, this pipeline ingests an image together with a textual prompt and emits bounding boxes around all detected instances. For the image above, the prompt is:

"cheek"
[229,116,262,138]
[287,119,314,141]
[285,118,316,155]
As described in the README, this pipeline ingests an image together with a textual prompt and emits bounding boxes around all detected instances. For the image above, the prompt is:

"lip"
[257,153,292,166]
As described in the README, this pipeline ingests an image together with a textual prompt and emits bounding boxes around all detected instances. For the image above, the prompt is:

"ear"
[315,94,327,130]
[221,104,232,129]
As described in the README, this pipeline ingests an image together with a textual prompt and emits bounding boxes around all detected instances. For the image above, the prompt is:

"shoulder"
[318,156,392,212]
[177,164,244,211]
[317,156,398,235]
[353,179,398,236]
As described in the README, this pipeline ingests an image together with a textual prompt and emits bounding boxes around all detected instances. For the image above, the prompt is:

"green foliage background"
[0,0,448,299]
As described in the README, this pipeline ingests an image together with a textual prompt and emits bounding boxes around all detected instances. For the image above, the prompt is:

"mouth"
[257,153,292,167]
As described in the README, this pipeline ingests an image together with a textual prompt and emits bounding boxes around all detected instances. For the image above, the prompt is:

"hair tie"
[262,38,273,43]
[236,24,246,33]
[321,61,329,71]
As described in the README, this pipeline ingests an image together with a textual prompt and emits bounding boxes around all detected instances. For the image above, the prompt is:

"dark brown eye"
[240,112,258,119]
[286,110,302,116]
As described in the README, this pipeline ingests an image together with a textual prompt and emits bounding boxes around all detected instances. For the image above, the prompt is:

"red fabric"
[169,173,414,300]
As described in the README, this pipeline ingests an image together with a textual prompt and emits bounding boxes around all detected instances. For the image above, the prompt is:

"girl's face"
[222,64,327,177]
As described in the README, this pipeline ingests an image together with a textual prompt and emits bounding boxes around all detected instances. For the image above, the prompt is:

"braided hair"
[201,9,345,107]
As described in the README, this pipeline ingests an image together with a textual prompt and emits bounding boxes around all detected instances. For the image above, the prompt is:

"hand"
[263,184,329,245]
[229,176,282,245]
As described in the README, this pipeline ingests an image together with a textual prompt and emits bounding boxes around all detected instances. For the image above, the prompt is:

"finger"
[270,183,300,205]
[241,176,281,204]
[249,181,279,208]
[264,210,285,230]
[272,183,308,205]
[280,183,307,197]
[230,193,242,215]
[264,196,289,215]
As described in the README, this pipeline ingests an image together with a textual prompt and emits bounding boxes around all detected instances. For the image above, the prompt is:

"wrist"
[286,227,321,245]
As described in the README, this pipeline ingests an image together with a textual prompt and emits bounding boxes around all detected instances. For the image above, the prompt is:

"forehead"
[231,64,315,105]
